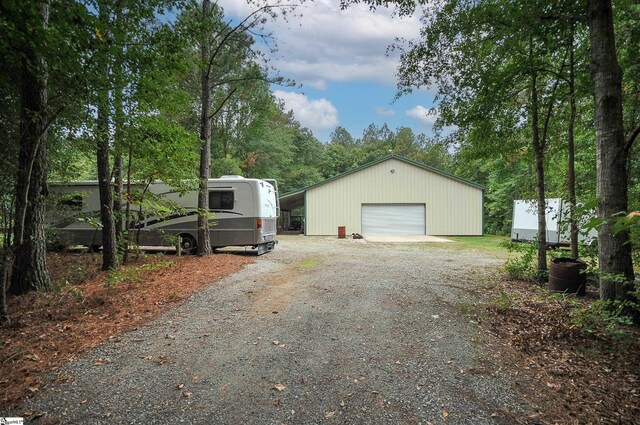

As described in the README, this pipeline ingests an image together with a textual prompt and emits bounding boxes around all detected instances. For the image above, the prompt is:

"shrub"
[569,299,638,341]
[501,241,538,281]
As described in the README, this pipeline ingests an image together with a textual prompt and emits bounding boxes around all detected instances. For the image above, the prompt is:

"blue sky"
[219,0,438,143]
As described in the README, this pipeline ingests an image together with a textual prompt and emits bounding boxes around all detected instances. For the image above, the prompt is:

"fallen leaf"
[340,400,345,407]
[165,334,175,340]
[291,409,295,416]
[324,411,335,418]
[94,358,103,366]
[176,383,184,389]
[274,399,281,406]
[442,411,449,418]
[24,354,40,362]
[141,355,153,361]
[273,340,280,345]
[272,383,286,392]
[181,390,192,397]
[28,386,39,393]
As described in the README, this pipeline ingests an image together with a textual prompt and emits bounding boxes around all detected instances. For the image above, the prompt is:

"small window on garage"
[209,191,234,210]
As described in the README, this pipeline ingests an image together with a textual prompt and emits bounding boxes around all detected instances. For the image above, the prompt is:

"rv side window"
[55,193,83,210]
[209,191,234,210]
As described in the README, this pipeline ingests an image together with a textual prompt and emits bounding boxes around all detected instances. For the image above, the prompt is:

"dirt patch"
[0,251,253,410]
[483,277,640,424]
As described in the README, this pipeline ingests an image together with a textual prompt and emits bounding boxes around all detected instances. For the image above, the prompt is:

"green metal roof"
[280,154,486,200]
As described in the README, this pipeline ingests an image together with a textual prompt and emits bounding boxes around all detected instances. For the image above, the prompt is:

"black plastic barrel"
[549,257,587,296]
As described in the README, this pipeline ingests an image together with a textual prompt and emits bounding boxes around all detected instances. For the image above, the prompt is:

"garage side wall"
[305,158,483,236]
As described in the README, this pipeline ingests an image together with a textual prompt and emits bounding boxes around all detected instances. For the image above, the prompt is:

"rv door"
[264,179,280,217]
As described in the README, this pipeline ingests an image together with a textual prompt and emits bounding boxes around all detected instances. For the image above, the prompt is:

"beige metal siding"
[305,158,483,235]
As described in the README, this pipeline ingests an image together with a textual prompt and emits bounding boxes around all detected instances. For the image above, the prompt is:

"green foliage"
[125,115,200,186]
[493,291,513,310]
[53,281,85,302]
[211,156,243,178]
[501,241,538,281]
[570,299,638,341]
[77,216,103,230]
[105,258,175,287]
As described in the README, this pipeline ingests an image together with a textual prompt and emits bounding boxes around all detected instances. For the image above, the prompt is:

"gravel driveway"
[15,236,526,424]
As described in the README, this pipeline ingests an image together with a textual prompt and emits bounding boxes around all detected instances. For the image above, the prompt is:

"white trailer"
[511,199,597,246]
[47,176,279,255]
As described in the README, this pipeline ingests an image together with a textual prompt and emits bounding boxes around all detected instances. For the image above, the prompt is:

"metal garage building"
[279,155,484,236]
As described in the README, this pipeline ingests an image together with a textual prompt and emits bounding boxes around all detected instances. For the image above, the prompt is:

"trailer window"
[209,191,234,210]
[55,193,83,210]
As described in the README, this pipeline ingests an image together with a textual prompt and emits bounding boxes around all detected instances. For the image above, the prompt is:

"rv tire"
[179,234,197,255]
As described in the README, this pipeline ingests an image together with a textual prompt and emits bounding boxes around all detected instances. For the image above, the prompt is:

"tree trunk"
[96,2,118,271]
[0,204,11,321]
[531,69,547,282]
[10,0,52,295]
[123,144,133,264]
[0,244,11,323]
[197,0,212,256]
[567,29,579,260]
[0,258,9,322]
[114,153,124,242]
[113,3,124,246]
[587,0,635,300]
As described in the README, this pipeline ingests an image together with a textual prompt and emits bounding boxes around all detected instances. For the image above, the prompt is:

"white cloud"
[218,0,421,85]
[375,106,396,117]
[406,105,438,127]
[303,79,328,90]
[273,90,339,131]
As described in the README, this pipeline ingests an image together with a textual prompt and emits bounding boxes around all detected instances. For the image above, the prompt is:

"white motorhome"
[47,176,279,255]
[511,198,597,246]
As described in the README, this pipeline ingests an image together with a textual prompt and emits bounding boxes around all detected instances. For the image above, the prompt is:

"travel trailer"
[511,198,597,246]
[47,176,279,255]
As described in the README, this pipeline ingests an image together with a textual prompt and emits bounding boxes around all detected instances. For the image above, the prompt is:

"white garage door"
[361,204,426,235]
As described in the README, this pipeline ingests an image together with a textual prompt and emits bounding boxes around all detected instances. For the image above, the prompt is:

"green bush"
[569,299,638,341]
[501,241,538,281]
[105,258,174,287]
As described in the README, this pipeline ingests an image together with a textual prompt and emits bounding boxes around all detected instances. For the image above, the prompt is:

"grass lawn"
[445,235,510,256]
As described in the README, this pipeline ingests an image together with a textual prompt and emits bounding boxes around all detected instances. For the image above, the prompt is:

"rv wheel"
[179,234,197,255]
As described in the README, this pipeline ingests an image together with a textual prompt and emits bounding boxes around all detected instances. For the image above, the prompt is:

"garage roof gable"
[281,154,485,201]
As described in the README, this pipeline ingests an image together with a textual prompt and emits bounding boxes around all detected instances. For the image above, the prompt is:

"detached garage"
[280,155,484,236]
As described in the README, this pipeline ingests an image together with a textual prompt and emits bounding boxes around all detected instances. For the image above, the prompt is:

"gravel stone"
[12,236,527,424]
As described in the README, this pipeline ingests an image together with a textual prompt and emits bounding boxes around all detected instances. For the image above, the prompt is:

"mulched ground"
[0,251,254,410]
[484,277,640,424]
